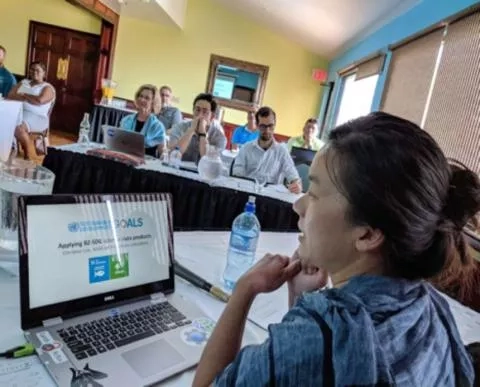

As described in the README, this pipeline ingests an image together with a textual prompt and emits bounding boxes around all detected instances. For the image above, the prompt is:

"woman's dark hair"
[326,112,480,292]
[30,61,47,72]
[255,106,276,124]
[193,93,217,114]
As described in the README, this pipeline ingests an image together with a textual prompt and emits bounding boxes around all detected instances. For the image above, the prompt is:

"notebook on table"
[18,193,213,386]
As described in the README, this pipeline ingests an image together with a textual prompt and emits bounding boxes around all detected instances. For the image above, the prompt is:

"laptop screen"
[25,197,171,309]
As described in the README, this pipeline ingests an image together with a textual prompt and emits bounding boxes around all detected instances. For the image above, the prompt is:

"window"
[335,73,379,126]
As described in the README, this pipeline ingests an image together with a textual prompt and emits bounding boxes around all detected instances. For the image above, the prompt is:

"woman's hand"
[288,251,328,306]
[237,254,301,297]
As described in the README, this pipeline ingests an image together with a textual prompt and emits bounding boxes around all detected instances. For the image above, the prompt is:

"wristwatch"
[197,133,206,138]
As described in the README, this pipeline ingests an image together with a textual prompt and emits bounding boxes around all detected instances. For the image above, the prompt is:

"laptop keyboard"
[57,302,191,360]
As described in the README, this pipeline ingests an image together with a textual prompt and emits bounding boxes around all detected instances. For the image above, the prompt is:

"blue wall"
[321,0,479,129]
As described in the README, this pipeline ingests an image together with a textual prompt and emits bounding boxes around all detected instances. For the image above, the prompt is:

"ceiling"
[101,0,420,58]
[212,0,420,57]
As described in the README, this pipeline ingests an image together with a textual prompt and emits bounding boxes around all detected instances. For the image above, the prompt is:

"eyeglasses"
[194,107,211,115]
[258,124,275,130]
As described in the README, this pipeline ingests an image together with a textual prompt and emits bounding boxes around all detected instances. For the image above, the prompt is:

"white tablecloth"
[1,232,479,386]
[55,144,301,204]
[0,100,22,162]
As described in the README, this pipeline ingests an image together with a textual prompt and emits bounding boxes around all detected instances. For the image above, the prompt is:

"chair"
[296,163,310,193]
[30,94,56,156]
[229,157,236,176]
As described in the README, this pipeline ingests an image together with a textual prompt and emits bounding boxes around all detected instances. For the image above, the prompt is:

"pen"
[174,260,230,303]
[0,343,35,358]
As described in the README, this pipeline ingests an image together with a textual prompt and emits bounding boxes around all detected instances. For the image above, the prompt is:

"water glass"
[254,174,267,193]
[0,161,55,262]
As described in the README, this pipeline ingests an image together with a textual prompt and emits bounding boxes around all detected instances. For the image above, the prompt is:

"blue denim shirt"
[216,276,474,386]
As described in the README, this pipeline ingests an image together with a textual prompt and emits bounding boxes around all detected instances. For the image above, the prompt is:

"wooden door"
[27,22,100,134]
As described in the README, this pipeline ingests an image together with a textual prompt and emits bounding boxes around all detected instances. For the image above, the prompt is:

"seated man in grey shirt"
[157,85,182,131]
[232,106,302,194]
[169,93,227,163]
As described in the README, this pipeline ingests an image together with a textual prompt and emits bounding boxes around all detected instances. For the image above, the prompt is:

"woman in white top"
[8,61,55,159]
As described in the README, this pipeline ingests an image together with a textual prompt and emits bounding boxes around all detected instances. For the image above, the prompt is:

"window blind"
[423,11,480,173]
[381,29,444,125]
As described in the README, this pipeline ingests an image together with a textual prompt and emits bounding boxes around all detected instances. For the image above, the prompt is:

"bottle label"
[230,231,258,252]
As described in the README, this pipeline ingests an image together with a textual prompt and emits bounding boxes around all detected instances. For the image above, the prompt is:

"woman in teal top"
[120,84,166,157]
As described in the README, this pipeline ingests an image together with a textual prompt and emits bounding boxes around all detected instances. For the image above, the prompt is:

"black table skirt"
[90,105,133,143]
[42,148,299,232]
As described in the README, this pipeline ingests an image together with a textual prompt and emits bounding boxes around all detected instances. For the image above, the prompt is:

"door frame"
[26,21,102,134]
[25,20,112,100]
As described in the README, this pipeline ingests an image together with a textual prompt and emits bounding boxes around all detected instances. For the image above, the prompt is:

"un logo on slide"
[68,222,80,233]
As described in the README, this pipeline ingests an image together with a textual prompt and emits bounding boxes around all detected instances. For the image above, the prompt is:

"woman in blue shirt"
[194,112,477,386]
[120,84,165,157]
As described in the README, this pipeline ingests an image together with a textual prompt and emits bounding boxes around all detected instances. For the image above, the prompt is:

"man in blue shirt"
[0,45,16,97]
[231,108,258,150]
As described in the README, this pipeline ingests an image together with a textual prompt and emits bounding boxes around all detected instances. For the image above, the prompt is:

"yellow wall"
[113,0,328,135]
[0,0,101,74]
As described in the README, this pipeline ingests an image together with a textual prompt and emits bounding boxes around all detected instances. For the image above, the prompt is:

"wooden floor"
[27,130,76,164]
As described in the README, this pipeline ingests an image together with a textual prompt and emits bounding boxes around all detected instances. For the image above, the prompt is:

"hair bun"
[442,162,480,230]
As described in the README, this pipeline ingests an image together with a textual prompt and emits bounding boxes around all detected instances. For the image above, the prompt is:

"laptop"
[290,146,317,166]
[102,125,145,159]
[18,193,212,386]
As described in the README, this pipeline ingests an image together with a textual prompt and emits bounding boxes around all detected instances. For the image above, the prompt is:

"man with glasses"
[157,85,182,131]
[232,106,301,194]
[169,93,227,162]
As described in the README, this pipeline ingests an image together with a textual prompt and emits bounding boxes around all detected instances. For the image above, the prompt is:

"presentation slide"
[213,75,235,99]
[26,200,171,309]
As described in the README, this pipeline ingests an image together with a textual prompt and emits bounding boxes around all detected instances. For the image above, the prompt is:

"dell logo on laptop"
[107,128,115,137]
[104,295,115,302]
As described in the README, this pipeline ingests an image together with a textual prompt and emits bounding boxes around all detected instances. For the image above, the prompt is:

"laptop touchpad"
[122,339,185,378]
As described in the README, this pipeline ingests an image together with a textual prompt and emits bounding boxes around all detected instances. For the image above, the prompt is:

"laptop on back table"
[102,125,145,159]
[19,193,212,386]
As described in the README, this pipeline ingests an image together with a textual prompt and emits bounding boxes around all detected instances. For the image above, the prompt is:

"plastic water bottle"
[223,196,261,290]
[77,113,91,145]
[169,146,182,169]
[160,138,169,163]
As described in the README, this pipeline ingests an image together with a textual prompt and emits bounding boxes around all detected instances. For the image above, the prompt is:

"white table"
[1,232,479,386]
[55,144,301,204]
[0,100,22,162]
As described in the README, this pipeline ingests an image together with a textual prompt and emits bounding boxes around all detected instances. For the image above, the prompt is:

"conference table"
[0,232,479,386]
[42,145,300,232]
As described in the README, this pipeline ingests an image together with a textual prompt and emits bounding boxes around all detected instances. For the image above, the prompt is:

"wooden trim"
[206,54,269,112]
[66,0,119,24]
